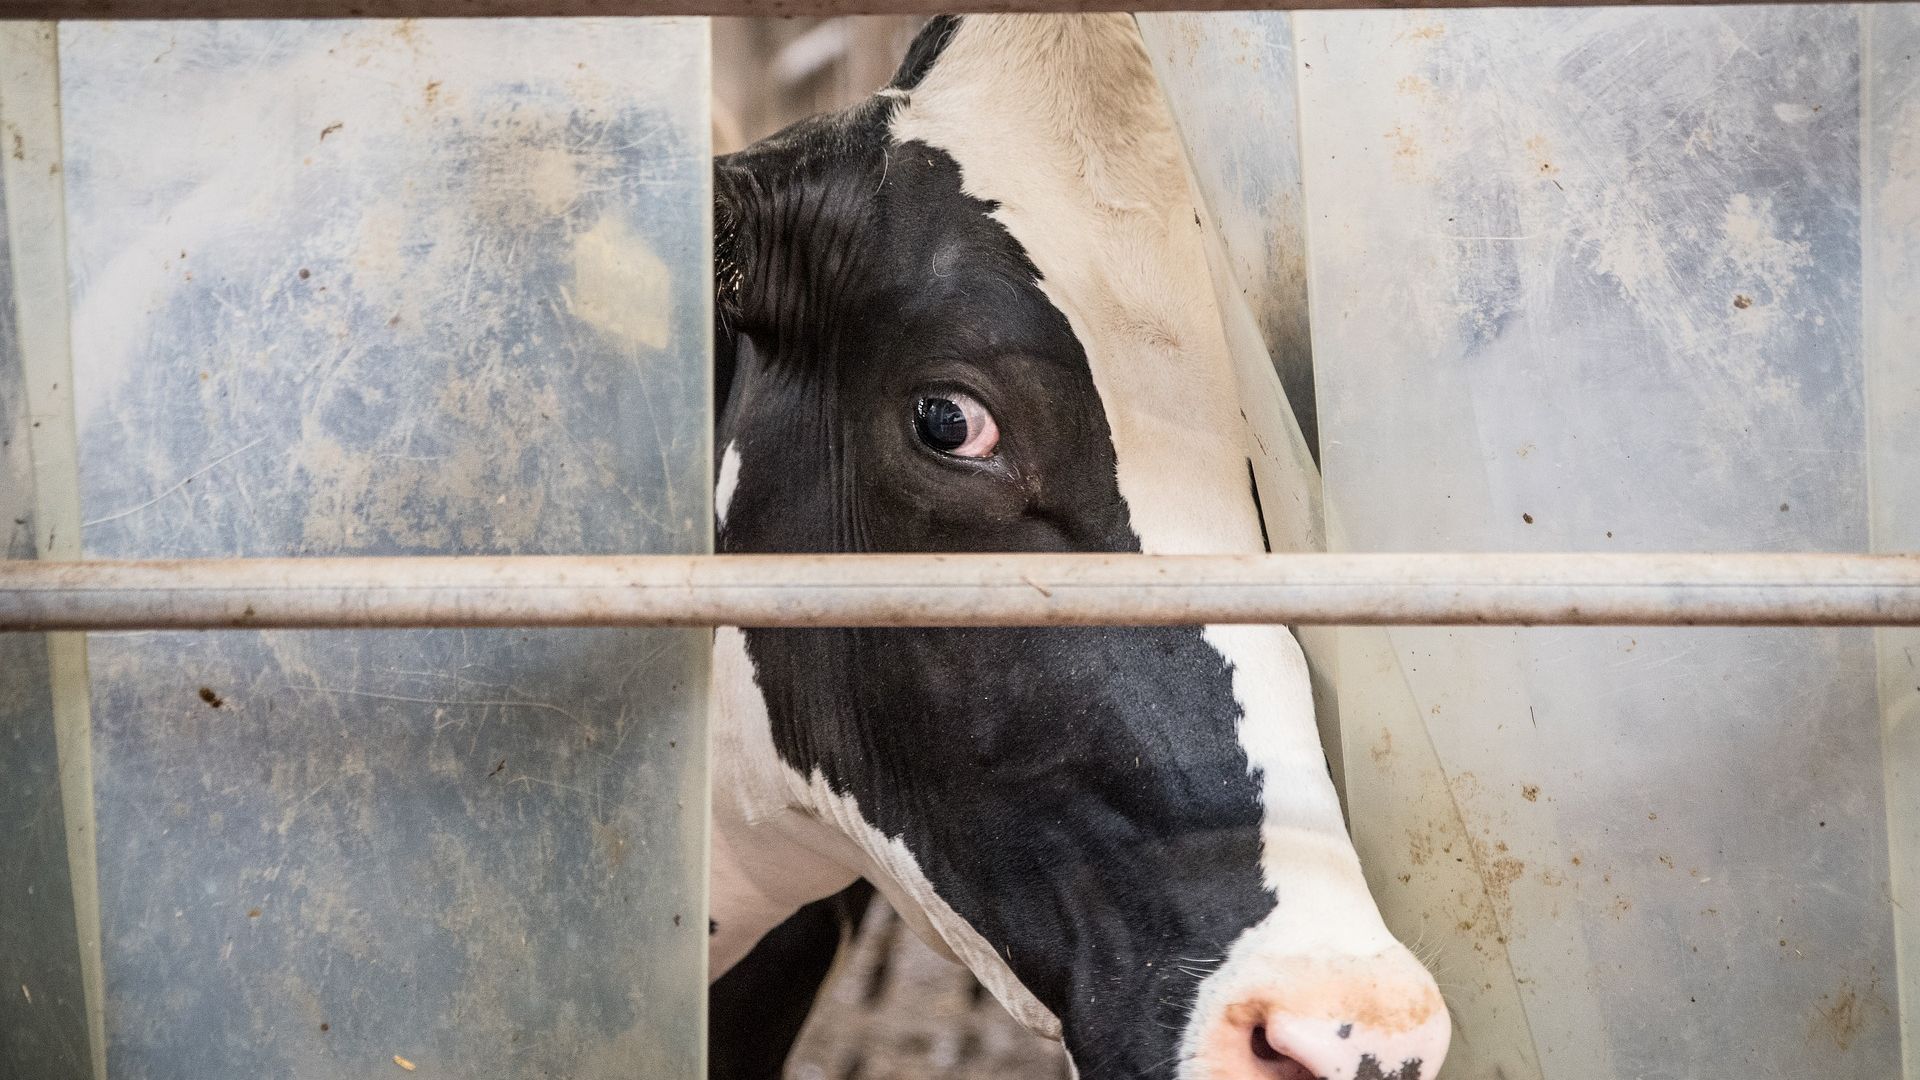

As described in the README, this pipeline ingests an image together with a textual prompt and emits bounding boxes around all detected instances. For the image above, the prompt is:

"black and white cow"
[706,15,1448,1080]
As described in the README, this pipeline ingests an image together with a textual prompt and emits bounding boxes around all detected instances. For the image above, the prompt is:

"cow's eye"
[913,393,998,459]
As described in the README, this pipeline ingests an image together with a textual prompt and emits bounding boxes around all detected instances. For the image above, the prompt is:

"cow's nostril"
[1250,1025,1317,1080]
[1251,1024,1281,1061]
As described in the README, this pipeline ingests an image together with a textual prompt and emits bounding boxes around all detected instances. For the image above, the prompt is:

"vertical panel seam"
[1860,10,1919,1077]
[0,22,106,1080]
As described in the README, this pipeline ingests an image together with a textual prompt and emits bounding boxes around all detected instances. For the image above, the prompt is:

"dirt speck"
[246,908,261,918]
[1407,828,1433,866]
[320,121,343,142]
[298,268,311,280]
[10,132,22,161]
[1521,784,1540,802]
[393,1055,417,1072]
[488,758,506,778]
[1522,513,1535,524]
[198,687,224,709]
[593,821,629,867]
[320,1022,330,1033]
[424,79,442,107]
[1386,124,1421,163]
[1734,294,1753,309]
[1486,857,1525,900]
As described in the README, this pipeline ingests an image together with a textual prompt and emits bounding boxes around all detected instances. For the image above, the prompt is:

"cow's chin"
[1177,937,1450,1080]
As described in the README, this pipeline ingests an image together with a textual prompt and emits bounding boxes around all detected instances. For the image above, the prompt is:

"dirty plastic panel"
[53,19,710,1079]
[1153,6,1913,1079]
[1298,8,1898,1079]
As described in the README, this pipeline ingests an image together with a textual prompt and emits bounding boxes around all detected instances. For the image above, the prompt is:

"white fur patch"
[714,439,742,529]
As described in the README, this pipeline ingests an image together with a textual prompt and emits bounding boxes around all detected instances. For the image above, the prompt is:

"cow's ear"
[890,15,962,92]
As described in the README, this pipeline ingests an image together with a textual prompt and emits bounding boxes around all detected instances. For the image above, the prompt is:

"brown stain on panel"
[593,821,628,868]
[1813,986,1864,1050]
[1407,828,1433,866]
[1371,727,1394,764]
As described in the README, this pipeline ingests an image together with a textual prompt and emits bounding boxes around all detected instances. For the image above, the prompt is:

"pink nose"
[1204,988,1450,1080]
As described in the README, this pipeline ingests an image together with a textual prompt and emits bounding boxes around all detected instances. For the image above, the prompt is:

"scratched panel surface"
[59,19,709,1079]
[0,156,93,1080]
[1289,7,1899,1079]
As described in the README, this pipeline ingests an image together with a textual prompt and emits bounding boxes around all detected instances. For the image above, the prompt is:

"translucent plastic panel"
[1295,7,1898,1079]
[48,19,711,1079]
[1154,6,1913,1078]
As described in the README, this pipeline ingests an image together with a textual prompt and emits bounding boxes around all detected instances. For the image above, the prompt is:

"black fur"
[708,883,874,1080]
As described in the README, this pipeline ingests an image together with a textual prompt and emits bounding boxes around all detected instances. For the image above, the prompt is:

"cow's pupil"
[915,397,969,451]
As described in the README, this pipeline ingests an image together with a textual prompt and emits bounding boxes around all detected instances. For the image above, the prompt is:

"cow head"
[707,15,1448,1080]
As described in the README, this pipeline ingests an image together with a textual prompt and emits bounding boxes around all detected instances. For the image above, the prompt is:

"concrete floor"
[785,901,1069,1080]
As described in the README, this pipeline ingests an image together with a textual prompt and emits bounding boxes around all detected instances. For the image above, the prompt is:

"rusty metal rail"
[3,552,1919,630]
[0,0,1899,18]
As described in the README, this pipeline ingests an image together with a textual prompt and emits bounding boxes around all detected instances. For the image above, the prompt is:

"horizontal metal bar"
[3,553,1919,630]
[0,0,1899,18]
